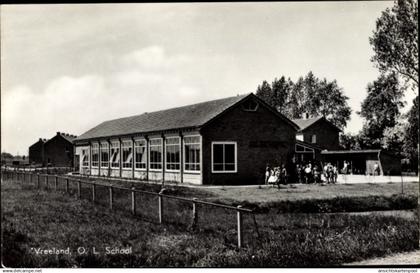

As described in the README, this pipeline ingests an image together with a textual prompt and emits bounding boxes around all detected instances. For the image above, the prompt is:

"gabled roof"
[292,116,341,132]
[60,133,77,143]
[45,132,77,145]
[76,93,298,142]
[29,138,48,148]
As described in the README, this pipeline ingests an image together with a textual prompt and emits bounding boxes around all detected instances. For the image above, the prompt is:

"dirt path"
[346,250,420,265]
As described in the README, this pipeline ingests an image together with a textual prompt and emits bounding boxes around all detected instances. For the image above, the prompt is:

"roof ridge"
[76,93,253,141]
[102,93,251,124]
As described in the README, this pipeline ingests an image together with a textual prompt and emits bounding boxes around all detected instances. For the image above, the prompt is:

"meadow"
[2,175,419,267]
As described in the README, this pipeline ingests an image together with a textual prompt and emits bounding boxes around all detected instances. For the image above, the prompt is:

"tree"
[339,133,362,150]
[370,0,418,89]
[256,71,352,130]
[255,80,273,107]
[358,73,405,146]
[314,79,352,130]
[1,152,13,159]
[271,76,293,113]
[403,95,419,170]
[286,76,306,119]
[381,121,406,156]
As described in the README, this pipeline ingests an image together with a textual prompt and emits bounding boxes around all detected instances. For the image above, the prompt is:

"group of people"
[296,162,338,184]
[265,161,341,186]
[265,164,288,187]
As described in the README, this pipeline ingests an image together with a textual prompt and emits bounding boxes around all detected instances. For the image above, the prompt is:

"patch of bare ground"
[345,250,420,265]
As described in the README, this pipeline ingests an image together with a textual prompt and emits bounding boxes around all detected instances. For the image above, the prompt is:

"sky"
[1,2,415,155]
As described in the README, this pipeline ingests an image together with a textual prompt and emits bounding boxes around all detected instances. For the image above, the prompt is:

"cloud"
[121,46,191,71]
[1,46,201,155]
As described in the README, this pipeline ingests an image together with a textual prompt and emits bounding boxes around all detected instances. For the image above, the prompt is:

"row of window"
[81,138,238,173]
[81,136,201,172]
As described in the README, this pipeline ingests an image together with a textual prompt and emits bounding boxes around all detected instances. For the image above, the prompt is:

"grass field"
[201,182,419,203]
[72,177,419,213]
[2,179,419,267]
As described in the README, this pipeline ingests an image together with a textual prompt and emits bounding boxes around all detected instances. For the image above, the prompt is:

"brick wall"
[29,140,45,165]
[201,99,296,185]
[44,135,74,167]
[301,121,339,150]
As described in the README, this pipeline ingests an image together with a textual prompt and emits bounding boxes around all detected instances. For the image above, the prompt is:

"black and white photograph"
[1,1,419,270]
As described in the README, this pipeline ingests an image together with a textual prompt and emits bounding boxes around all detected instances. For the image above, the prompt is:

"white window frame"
[165,136,181,172]
[134,139,147,170]
[211,141,237,173]
[110,140,120,169]
[149,138,163,171]
[100,142,109,168]
[91,142,99,168]
[121,140,133,170]
[183,135,201,174]
[82,147,90,167]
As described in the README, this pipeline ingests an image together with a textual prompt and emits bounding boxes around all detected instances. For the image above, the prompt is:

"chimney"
[57,131,60,135]
[39,138,42,141]
[303,113,310,119]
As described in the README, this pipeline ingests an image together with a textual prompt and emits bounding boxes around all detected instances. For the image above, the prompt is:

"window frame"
[211,141,237,173]
[149,138,163,171]
[183,135,201,174]
[100,142,109,168]
[81,147,90,167]
[110,140,120,169]
[134,139,147,170]
[311,134,317,144]
[121,139,133,170]
[242,99,259,112]
[165,136,181,172]
[91,142,99,168]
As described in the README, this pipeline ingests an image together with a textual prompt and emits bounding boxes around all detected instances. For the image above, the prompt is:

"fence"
[1,169,255,249]
[1,165,73,175]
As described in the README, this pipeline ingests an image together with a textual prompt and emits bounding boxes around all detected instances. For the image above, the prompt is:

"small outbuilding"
[321,149,402,175]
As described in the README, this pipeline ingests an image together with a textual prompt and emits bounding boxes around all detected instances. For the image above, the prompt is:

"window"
[166,137,180,171]
[296,134,304,141]
[212,142,237,173]
[91,143,99,167]
[134,139,147,169]
[110,141,120,168]
[242,99,259,112]
[149,138,162,170]
[184,136,200,172]
[122,140,133,169]
[82,148,89,167]
[311,134,317,143]
[100,142,109,168]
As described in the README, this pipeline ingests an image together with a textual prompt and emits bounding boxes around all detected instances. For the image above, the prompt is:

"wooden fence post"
[131,187,136,215]
[109,185,113,210]
[77,180,81,199]
[92,183,96,203]
[29,173,32,184]
[191,198,198,230]
[65,178,69,193]
[55,176,58,191]
[158,189,164,224]
[37,174,40,189]
[237,205,243,249]
[46,175,49,190]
